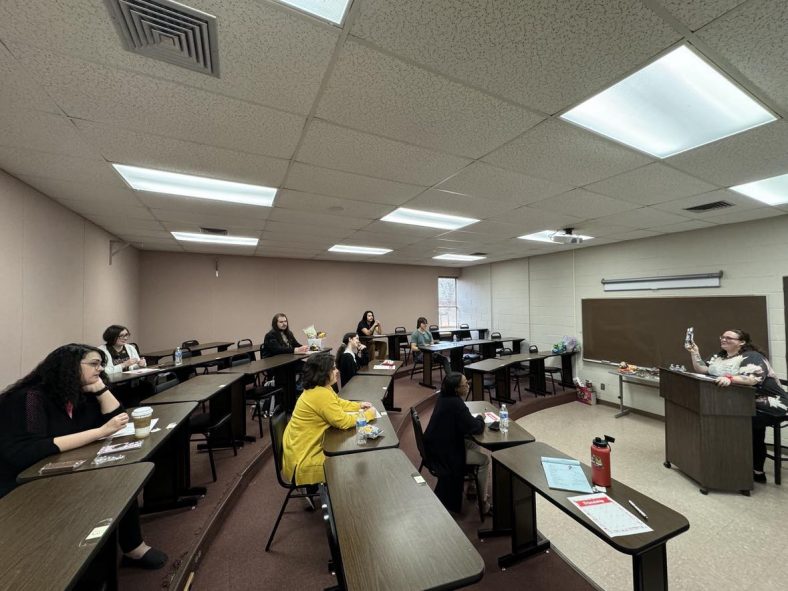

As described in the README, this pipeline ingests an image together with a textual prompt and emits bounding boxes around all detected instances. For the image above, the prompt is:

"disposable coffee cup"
[131,406,154,439]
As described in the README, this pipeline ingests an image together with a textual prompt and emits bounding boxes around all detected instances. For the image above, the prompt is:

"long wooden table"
[141,373,247,443]
[357,360,403,411]
[486,442,689,591]
[324,397,399,456]
[465,351,577,401]
[418,339,497,388]
[323,449,485,590]
[430,327,489,340]
[465,401,535,450]
[0,463,154,591]
[141,340,235,363]
[18,402,198,512]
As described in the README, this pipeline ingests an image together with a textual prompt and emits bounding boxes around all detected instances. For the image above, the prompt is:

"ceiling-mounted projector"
[549,228,583,244]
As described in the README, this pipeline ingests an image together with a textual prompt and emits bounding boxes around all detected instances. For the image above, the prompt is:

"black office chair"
[529,345,561,395]
[266,407,319,551]
[236,338,257,363]
[394,327,411,365]
[410,407,485,521]
[231,355,282,438]
[319,484,347,591]
[152,371,179,394]
[765,379,788,485]
[189,410,236,483]
[410,351,444,383]
[490,331,504,355]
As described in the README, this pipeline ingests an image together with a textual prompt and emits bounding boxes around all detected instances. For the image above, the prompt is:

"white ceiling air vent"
[104,0,219,76]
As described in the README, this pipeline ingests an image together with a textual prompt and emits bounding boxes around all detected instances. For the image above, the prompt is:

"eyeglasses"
[119,333,130,338]
[719,335,741,341]
[81,360,105,369]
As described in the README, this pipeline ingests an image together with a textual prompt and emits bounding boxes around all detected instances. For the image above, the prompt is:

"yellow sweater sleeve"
[316,390,361,430]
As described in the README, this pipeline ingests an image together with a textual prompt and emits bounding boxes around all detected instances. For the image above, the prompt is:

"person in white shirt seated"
[98,325,146,374]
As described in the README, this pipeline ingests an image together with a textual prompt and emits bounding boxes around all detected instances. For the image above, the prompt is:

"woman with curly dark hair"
[282,353,375,485]
[0,344,168,569]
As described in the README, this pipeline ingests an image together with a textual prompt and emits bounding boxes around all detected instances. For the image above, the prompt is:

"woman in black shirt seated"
[424,373,491,514]
[261,313,308,358]
[357,310,387,360]
[0,344,167,569]
[335,332,369,388]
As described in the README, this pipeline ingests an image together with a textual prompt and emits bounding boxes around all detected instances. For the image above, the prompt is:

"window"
[438,277,457,328]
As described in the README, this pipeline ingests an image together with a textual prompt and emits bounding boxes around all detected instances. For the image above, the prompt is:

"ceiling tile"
[459,220,527,239]
[89,218,166,233]
[339,230,418,248]
[666,120,788,186]
[262,220,357,240]
[0,0,339,115]
[275,189,393,220]
[56,198,152,220]
[361,220,447,239]
[16,176,145,209]
[658,0,747,31]
[585,163,719,206]
[351,0,680,113]
[0,147,121,185]
[486,205,584,233]
[10,42,305,159]
[404,189,514,220]
[73,120,289,188]
[164,221,263,235]
[696,0,788,112]
[285,162,423,205]
[267,208,373,230]
[436,161,573,205]
[597,228,662,241]
[0,110,102,160]
[530,188,640,218]
[0,42,61,114]
[645,219,717,234]
[483,119,652,186]
[297,119,471,185]
[317,39,543,158]
[140,194,272,221]
[696,206,785,225]
[150,209,269,228]
[650,189,764,218]
[591,207,692,229]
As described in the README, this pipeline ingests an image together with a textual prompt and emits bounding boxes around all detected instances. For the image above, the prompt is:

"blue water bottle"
[174,346,183,366]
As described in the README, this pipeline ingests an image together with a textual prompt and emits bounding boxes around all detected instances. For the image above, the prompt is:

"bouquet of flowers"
[302,325,327,351]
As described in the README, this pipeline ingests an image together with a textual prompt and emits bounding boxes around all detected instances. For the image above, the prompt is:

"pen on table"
[628,500,648,520]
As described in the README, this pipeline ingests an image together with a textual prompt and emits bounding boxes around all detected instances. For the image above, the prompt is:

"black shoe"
[121,547,168,570]
[754,472,767,484]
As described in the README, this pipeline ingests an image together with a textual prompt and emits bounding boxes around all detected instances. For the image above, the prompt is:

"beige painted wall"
[459,214,788,415]
[0,170,140,388]
[137,251,458,353]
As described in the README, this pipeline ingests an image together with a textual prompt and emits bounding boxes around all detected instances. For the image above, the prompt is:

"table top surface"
[432,327,488,333]
[464,401,536,450]
[0,463,154,591]
[142,340,235,358]
[218,352,314,375]
[492,441,690,554]
[464,352,548,371]
[356,360,403,375]
[17,402,197,483]
[324,449,484,591]
[420,338,494,351]
[609,370,661,385]
[338,374,392,401]
[141,373,243,405]
[324,398,398,456]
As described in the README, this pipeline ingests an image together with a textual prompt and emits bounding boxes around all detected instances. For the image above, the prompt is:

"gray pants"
[465,439,490,499]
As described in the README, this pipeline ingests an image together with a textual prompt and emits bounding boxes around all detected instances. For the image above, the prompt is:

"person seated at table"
[423,373,490,514]
[336,332,369,388]
[0,344,167,569]
[282,353,375,486]
[98,324,146,374]
[687,329,788,483]
[411,317,451,374]
[261,313,309,358]
[357,310,387,360]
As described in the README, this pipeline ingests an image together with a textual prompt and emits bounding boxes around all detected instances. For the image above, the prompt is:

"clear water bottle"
[499,404,509,433]
[453,333,458,342]
[356,409,367,445]
[174,346,183,366]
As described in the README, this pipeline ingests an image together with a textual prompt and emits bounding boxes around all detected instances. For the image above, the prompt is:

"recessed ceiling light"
[113,164,277,207]
[171,232,258,246]
[274,0,351,24]
[328,244,392,255]
[381,207,479,230]
[433,254,487,261]
[560,45,776,158]
[730,173,788,206]
[518,230,594,243]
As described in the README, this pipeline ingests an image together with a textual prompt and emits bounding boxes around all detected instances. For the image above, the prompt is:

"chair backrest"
[459,323,469,329]
[319,485,347,590]
[410,407,432,473]
[268,407,291,488]
[500,347,513,356]
[237,338,253,348]
[180,348,194,359]
[529,345,539,353]
[153,371,179,394]
[394,326,407,334]
[182,339,199,349]
[491,331,502,339]
[231,355,251,367]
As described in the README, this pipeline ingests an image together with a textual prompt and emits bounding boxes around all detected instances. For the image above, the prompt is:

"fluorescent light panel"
[328,244,392,255]
[433,254,486,261]
[275,0,350,24]
[381,207,479,230]
[560,45,776,158]
[171,232,258,246]
[113,164,277,207]
[730,172,788,206]
[518,230,594,243]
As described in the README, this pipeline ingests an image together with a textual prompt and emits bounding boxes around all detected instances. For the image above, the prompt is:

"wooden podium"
[659,369,755,495]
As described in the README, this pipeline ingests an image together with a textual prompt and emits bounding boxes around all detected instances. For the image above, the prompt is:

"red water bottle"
[591,435,615,487]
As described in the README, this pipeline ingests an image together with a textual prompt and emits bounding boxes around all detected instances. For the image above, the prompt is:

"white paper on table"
[124,367,158,375]
[373,364,396,370]
[483,412,499,424]
[568,493,652,538]
[105,418,159,439]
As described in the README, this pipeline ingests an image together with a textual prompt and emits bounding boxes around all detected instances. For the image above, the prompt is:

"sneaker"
[121,547,168,570]
[304,496,316,511]
[754,471,767,484]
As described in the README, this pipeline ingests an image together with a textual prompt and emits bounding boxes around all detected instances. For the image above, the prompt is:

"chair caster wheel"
[699,488,708,495]
[663,461,671,469]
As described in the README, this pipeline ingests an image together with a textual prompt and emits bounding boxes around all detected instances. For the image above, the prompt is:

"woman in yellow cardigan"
[282,353,376,485]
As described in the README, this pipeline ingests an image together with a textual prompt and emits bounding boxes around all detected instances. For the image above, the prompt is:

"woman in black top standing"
[0,344,167,569]
[423,373,490,514]
[335,332,369,387]
[262,313,309,358]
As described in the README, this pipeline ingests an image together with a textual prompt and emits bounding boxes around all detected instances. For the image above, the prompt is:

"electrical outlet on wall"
[600,383,605,391]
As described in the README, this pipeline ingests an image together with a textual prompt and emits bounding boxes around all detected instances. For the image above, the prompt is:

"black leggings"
[118,499,144,553]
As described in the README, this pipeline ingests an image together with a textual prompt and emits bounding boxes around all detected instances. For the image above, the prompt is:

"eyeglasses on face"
[719,335,741,341]
[81,360,105,369]
[119,332,130,338]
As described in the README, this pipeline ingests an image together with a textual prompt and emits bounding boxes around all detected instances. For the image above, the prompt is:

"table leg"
[526,359,548,395]
[388,335,400,361]
[615,374,630,418]
[560,353,574,387]
[479,459,512,538]
[632,545,668,591]
[382,379,401,412]
[493,367,515,404]
[419,351,434,389]
[512,340,522,354]
[471,372,485,401]
[449,347,464,372]
[498,476,550,568]
[141,421,201,513]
